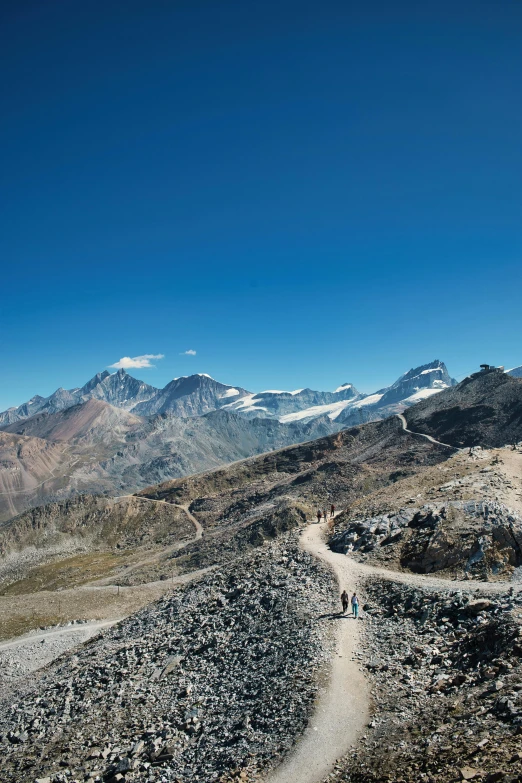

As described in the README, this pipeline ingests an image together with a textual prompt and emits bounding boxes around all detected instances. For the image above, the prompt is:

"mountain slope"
[0,400,338,520]
[404,369,522,447]
[0,432,71,520]
[2,399,143,446]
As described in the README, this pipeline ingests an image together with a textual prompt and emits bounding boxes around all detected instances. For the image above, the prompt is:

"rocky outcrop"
[330,501,522,578]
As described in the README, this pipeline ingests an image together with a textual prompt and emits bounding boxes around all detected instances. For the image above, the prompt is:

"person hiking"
[317,509,322,524]
[324,509,329,524]
[330,504,335,519]
[341,590,349,614]
[351,592,359,618]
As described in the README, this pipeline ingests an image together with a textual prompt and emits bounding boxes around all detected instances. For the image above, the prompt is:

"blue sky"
[1,1,521,409]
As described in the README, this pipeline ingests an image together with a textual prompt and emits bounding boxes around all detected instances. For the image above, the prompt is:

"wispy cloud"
[109,354,164,369]
[180,349,197,356]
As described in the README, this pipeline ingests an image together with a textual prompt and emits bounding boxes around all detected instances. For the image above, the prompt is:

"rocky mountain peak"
[80,370,111,395]
[132,374,251,417]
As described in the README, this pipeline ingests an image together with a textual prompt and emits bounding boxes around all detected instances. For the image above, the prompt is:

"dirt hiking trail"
[267,521,369,783]
[396,413,459,450]
[268,510,522,783]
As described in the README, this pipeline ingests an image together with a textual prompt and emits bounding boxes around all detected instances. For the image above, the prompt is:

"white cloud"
[109,354,164,369]
[181,349,197,356]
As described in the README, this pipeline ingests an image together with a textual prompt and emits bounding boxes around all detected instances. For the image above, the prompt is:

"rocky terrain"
[327,575,522,783]
[331,500,522,579]
[0,536,337,783]
[0,413,447,642]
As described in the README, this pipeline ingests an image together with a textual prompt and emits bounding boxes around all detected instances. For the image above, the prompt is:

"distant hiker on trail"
[331,504,335,519]
[341,590,349,614]
[351,592,359,618]
[317,509,322,524]
[324,509,328,524]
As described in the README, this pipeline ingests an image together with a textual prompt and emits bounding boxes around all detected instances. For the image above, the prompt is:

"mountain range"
[1,359,457,426]
[1,359,518,522]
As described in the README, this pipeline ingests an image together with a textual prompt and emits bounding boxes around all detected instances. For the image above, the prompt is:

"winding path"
[172,502,204,539]
[115,495,204,540]
[396,413,460,450]
[268,512,521,783]
[267,522,369,783]
[0,619,117,653]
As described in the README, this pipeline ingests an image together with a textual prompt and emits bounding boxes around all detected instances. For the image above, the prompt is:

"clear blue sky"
[1,1,521,409]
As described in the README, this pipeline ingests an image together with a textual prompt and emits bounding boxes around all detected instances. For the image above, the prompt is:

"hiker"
[341,590,349,614]
[351,592,359,619]
[324,509,328,524]
[317,509,322,524]
[330,504,335,519]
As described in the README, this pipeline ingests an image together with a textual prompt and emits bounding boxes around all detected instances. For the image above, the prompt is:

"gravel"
[0,621,116,689]
[324,576,522,783]
[0,534,337,783]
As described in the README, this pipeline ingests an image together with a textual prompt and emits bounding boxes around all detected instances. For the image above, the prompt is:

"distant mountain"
[508,366,522,379]
[221,384,360,420]
[244,360,456,427]
[376,360,456,406]
[335,360,456,426]
[132,374,251,416]
[0,369,158,426]
[79,368,158,409]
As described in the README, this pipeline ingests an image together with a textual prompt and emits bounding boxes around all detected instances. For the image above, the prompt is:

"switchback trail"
[115,495,204,539]
[267,521,369,783]
[397,412,460,450]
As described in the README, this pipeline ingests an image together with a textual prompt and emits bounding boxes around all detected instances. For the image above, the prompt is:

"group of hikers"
[340,589,359,618]
[312,503,359,618]
[316,504,335,523]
